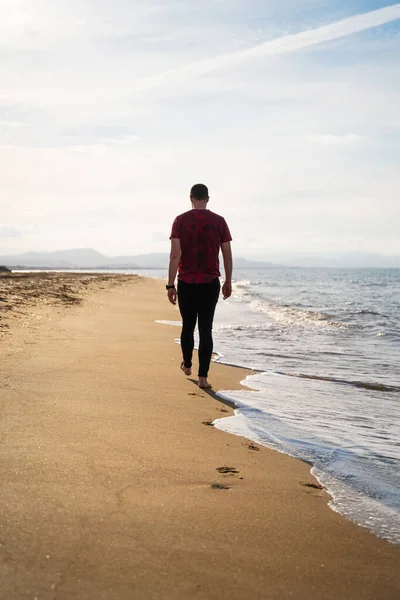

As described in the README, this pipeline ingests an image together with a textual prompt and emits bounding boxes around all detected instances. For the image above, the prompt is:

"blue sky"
[1,0,399,257]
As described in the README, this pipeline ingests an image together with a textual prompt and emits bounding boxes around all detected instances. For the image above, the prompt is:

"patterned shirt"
[170,209,232,283]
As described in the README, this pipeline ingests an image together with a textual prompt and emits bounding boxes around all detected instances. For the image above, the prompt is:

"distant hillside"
[0,248,276,270]
[109,253,169,269]
[2,248,400,269]
[0,249,112,269]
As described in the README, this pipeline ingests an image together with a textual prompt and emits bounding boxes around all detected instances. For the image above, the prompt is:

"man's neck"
[191,201,208,210]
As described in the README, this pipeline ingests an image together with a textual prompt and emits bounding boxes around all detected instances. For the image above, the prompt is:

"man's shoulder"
[207,211,228,226]
[174,210,193,220]
[208,210,226,220]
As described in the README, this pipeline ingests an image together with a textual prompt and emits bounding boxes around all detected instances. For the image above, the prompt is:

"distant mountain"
[2,248,398,270]
[0,248,276,270]
[234,257,276,268]
[0,248,118,269]
[108,253,169,269]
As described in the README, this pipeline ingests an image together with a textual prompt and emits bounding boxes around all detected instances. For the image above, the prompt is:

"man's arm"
[167,238,181,305]
[221,241,233,300]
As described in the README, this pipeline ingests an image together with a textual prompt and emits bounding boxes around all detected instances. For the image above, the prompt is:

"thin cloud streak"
[137,3,400,90]
[307,134,365,145]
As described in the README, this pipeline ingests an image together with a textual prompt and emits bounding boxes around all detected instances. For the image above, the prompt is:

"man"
[167,183,233,389]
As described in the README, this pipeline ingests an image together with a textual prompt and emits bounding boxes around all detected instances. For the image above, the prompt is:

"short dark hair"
[190,183,209,200]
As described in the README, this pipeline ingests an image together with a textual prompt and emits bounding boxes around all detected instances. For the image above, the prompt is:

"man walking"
[167,184,233,389]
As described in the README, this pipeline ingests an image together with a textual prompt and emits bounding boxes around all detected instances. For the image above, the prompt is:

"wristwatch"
[166,284,175,290]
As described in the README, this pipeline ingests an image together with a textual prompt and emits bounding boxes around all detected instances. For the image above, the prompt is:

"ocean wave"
[233,280,252,289]
[215,323,278,333]
[233,280,262,288]
[155,319,181,327]
[248,299,349,329]
[232,281,348,329]
[361,282,389,287]
[276,371,400,393]
[354,309,387,317]
[370,328,400,342]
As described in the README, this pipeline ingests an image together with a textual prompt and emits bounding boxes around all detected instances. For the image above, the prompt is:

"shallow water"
[211,268,400,546]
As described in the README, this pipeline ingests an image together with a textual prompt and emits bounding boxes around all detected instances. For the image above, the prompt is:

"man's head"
[190,183,209,202]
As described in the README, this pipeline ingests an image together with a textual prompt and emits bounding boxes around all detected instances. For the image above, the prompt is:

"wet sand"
[1,273,399,599]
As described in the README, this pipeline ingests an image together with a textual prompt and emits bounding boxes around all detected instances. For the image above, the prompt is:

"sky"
[1,0,400,258]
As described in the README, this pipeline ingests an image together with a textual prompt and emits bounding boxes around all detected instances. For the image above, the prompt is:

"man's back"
[170,209,231,284]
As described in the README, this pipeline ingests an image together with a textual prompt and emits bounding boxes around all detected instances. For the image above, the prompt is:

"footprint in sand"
[247,443,260,451]
[300,481,324,490]
[216,466,239,474]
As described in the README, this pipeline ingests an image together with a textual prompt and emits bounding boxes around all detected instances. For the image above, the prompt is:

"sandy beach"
[1,273,399,600]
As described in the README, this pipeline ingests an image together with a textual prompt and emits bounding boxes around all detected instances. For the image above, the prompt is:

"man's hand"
[221,242,233,300]
[167,287,177,305]
[222,281,232,300]
[168,238,180,305]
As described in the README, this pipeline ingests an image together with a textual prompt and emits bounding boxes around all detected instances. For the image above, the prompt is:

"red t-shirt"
[170,210,232,284]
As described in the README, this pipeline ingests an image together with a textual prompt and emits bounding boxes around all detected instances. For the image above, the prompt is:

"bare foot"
[198,377,212,389]
[181,362,192,376]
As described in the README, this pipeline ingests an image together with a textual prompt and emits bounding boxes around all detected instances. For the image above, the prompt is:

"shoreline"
[1,273,399,599]
[148,279,400,549]
[213,365,400,547]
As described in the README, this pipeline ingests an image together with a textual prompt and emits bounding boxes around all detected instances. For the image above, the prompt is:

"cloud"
[0,224,38,238]
[136,4,400,90]
[67,135,140,153]
[0,2,399,256]
[307,133,365,144]
[0,226,22,238]
[101,135,141,145]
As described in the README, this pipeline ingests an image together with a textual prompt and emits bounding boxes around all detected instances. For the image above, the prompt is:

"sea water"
[156,267,400,546]
[211,267,400,547]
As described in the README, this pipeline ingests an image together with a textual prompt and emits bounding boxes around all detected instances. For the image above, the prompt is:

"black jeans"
[177,278,220,378]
